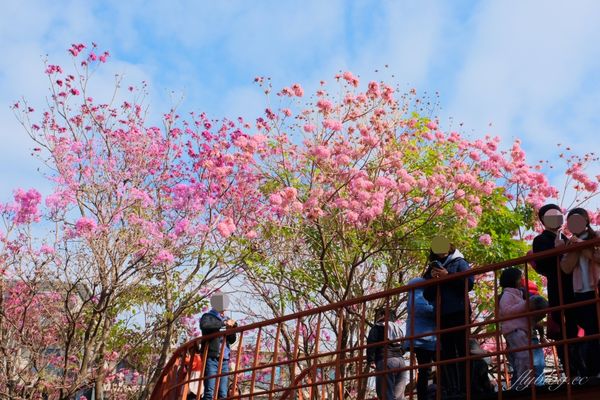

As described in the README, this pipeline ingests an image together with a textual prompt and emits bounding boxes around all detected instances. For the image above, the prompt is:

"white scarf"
[577,232,592,293]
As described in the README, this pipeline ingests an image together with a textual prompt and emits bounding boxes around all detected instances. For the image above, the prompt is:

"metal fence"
[150,237,600,400]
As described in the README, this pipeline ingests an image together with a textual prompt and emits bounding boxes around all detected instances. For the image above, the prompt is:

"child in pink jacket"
[499,268,532,386]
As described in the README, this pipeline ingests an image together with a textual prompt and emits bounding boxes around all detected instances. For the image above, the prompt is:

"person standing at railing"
[531,203,582,376]
[367,308,409,400]
[404,277,436,400]
[200,293,237,400]
[560,208,600,377]
[521,276,547,386]
[498,268,535,388]
[423,238,474,398]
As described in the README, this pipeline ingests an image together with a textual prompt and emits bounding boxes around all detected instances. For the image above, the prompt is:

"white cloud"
[447,0,600,152]
[1,0,599,212]
[443,0,600,209]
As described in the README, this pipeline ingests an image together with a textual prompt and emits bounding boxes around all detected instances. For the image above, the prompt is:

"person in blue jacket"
[200,293,237,400]
[404,277,436,400]
[423,239,474,398]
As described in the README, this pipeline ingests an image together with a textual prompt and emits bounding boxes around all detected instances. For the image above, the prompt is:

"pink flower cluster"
[217,217,236,238]
[13,188,42,224]
[75,217,97,236]
[269,187,301,216]
[154,249,175,265]
[479,234,492,246]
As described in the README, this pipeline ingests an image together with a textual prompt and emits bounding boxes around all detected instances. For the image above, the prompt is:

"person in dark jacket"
[423,237,474,397]
[531,203,583,376]
[404,277,436,400]
[367,308,408,400]
[200,293,237,400]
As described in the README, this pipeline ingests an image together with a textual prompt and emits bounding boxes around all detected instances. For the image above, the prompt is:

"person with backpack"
[200,293,237,400]
[367,307,408,400]
[423,237,474,398]
[404,277,436,400]
[560,207,600,376]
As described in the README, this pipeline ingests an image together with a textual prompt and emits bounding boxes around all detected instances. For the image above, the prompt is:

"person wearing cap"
[200,293,237,400]
[531,204,581,375]
[560,208,600,376]
[423,237,474,397]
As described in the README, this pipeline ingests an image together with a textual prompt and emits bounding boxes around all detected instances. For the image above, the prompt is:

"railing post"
[556,252,572,400]
[435,279,441,400]
[408,287,416,400]
[231,331,244,398]
[310,313,322,400]
[213,327,228,400]
[180,351,192,400]
[249,327,263,397]
[358,303,367,399]
[524,263,537,399]
[269,322,282,400]
[335,309,345,400]
[493,270,504,399]
[291,317,301,399]
[464,271,471,400]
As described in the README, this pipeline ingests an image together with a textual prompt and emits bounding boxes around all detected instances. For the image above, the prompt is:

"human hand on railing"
[431,267,448,279]
[554,236,566,247]
[225,319,237,328]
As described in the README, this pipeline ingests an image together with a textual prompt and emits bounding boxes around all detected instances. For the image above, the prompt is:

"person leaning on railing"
[366,308,409,400]
[423,241,474,398]
[498,267,535,388]
[531,203,582,376]
[199,293,237,400]
[403,277,436,400]
[522,276,547,386]
[560,208,600,378]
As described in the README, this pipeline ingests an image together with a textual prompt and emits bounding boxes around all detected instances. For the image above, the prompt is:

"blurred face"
[431,235,451,256]
[567,213,588,236]
[542,209,563,230]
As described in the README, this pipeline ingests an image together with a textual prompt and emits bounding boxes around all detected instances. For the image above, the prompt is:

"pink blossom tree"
[3,43,600,400]
[236,73,600,398]
[5,43,265,399]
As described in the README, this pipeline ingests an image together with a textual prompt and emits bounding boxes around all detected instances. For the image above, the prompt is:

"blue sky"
[1,0,599,205]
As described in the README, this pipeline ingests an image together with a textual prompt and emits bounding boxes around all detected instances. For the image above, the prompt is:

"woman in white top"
[560,208,600,376]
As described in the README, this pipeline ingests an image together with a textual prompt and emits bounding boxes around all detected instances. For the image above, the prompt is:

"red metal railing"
[150,237,600,400]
